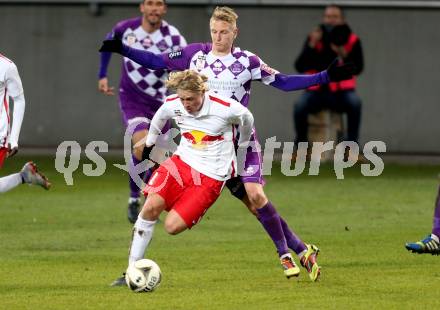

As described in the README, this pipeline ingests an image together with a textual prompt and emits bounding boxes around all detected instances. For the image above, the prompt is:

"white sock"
[298,249,307,259]
[431,234,439,243]
[0,173,22,193]
[128,217,157,266]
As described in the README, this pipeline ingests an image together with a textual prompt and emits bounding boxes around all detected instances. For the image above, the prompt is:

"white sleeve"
[6,64,25,148]
[229,101,254,146]
[248,51,279,85]
[145,103,174,146]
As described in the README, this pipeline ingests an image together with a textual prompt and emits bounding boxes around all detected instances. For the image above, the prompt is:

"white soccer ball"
[125,259,162,293]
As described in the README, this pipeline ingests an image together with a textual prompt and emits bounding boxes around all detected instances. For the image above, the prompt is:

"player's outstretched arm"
[270,58,356,92]
[99,39,167,70]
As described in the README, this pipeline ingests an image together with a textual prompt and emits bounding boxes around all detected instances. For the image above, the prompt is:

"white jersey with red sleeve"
[146,91,254,181]
[0,54,25,149]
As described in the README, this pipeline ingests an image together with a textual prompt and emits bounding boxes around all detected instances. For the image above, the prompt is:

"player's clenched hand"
[7,143,18,158]
[326,58,356,82]
[141,145,160,172]
[98,78,115,96]
[99,39,123,54]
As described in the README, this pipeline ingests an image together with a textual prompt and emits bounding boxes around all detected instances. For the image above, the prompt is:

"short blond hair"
[166,70,209,93]
[210,6,238,26]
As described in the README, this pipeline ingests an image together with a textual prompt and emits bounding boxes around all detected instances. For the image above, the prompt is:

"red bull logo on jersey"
[182,130,224,149]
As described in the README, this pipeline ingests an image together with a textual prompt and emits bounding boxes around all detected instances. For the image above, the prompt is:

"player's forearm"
[237,111,254,146]
[98,32,115,79]
[271,71,330,92]
[9,93,25,148]
[145,109,170,146]
[121,45,167,70]
[98,52,112,79]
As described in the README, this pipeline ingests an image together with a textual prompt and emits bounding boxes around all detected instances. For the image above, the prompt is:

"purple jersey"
[102,17,186,105]
[161,43,277,107]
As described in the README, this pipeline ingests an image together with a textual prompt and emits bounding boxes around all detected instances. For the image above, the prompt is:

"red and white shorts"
[0,147,8,169]
[143,155,224,228]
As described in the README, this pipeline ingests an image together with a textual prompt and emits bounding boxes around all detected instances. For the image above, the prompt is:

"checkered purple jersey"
[161,43,278,107]
[100,17,186,104]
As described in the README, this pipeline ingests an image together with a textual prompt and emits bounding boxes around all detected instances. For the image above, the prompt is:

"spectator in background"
[293,4,363,155]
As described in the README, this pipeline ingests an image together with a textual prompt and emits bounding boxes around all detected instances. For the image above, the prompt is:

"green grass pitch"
[1,155,439,309]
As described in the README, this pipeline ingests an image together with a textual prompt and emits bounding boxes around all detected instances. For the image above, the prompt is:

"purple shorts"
[119,90,170,133]
[239,129,265,185]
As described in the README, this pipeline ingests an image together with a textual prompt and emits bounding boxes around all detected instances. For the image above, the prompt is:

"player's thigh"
[163,210,188,235]
[143,158,186,208]
[139,192,167,220]
[172,177,224,229]
[240,131,265,185]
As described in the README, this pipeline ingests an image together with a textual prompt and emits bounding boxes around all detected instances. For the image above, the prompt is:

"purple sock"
[143,167,153,184]
[279,217,307,255]
[256,202,289,257]
[129,154,146,199]
[432,184,440,237]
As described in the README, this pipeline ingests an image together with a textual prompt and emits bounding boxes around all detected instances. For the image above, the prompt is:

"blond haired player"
[111,70,253,285]
[0,53,50,193]
[101,6,355,281]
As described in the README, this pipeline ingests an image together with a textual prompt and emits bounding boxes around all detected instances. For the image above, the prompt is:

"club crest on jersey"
[261,64,278,75]
[175,116,184,124]
[212,60,224,73]
[245,166,255,174]
[182,130,224,150]
[195,55,206,71]
[142,37,153,48]
[229,61,245,75]
[125,33,136,46]
[169,50,182,59]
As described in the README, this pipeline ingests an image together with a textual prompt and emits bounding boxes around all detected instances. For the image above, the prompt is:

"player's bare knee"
[247,191,267,209]
[140,204,161,221]
[164,220,181,235]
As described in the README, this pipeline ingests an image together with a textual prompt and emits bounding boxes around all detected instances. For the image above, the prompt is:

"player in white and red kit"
[111,70,253,285]
[0,53,50,193]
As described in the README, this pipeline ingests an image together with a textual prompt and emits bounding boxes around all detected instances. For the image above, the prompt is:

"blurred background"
[0,0,439,157]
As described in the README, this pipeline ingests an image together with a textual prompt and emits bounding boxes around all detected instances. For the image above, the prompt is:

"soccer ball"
[125,259,162,292]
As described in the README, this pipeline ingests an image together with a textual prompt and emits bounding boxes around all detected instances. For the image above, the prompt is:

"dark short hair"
[141,0,167,5]
[325,4,345,18]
